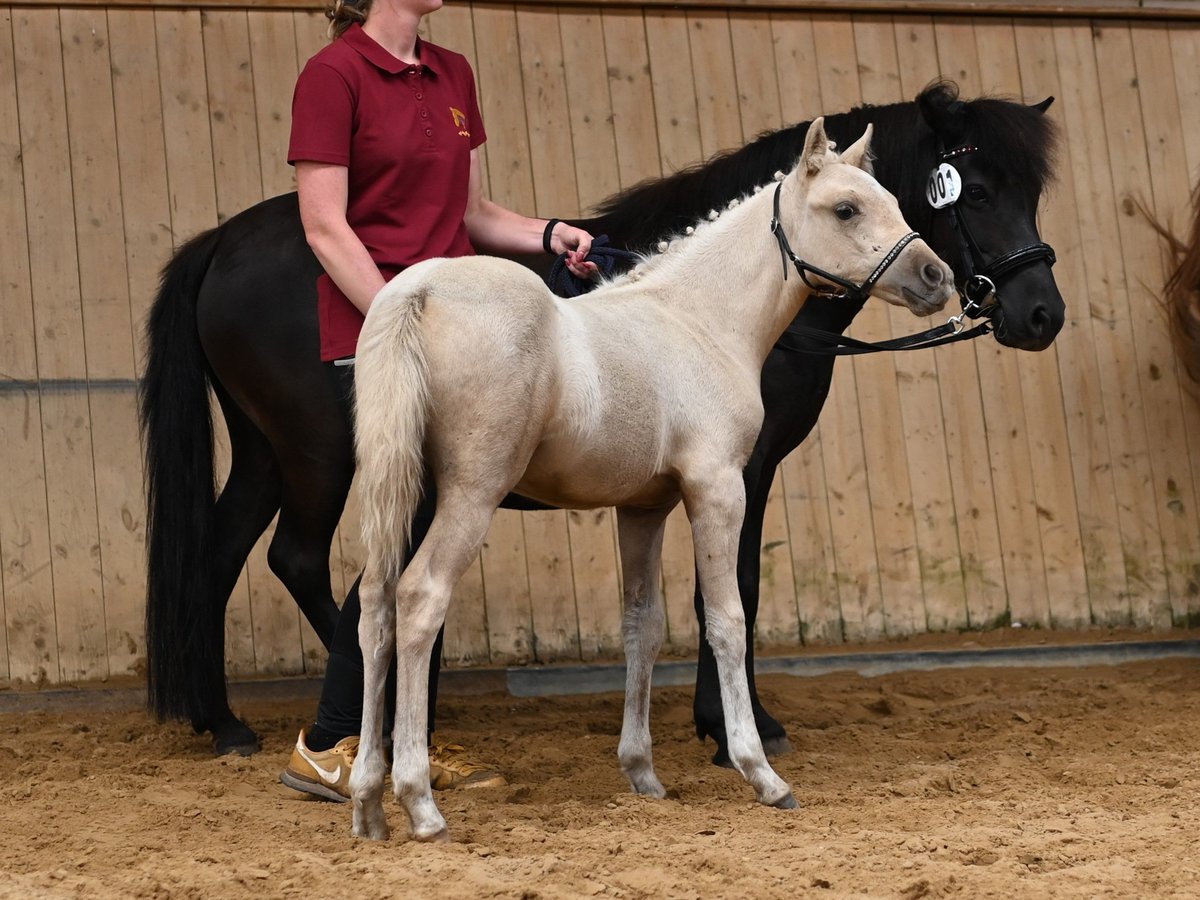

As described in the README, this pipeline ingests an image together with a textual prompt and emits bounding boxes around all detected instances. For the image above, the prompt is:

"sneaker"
[279,729,358,803]
[428,736,507,790]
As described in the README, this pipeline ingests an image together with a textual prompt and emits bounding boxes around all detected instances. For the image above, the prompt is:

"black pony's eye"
[965,184,989,203]
[835,203,857,221]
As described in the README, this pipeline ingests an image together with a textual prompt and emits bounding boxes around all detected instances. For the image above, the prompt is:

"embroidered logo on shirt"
[450,107,470,137]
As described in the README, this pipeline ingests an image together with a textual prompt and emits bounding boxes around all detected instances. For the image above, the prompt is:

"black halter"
[770,182,921,305]
[936,143,1057,320]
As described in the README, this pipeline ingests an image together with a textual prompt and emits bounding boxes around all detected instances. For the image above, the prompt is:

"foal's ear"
[1031,95,1055,114]
[841,124,874,175]
[802,117,831,175]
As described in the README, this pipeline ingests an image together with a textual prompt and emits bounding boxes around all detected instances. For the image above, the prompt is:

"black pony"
[140,81,1063,760]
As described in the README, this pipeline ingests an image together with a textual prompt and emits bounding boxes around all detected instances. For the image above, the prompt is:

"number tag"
[926,163,962,209]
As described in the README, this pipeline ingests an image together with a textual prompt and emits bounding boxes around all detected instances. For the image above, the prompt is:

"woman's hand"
[547,222,599,279]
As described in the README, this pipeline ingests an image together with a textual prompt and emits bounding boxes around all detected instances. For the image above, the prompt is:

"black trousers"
[313,361,444,743]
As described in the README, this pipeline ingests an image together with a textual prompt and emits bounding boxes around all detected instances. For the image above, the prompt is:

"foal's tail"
[138,226,223,727]
[353,282,432,583]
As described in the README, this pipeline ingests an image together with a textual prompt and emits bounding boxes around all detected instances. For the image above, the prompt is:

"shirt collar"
[344,24,438,76]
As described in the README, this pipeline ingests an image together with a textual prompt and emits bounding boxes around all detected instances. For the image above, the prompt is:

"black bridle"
[780,142,1057,356]
[769,181,921,305]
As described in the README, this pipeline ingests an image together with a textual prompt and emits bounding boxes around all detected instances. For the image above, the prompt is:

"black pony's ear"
[1032,95,1055,114]
[917,80,967,141]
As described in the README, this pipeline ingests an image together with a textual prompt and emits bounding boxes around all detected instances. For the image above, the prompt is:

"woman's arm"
[463,149,598,278]
[296,161,386,316]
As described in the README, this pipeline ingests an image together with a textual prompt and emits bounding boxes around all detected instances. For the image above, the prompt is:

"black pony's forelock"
[586,80,1059,253]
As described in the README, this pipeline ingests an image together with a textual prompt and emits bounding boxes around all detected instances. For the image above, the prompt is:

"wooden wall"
[3,3,1200,687]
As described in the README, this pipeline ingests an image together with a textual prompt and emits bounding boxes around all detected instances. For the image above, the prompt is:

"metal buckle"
[962,275,997,318]
[948,312,967,334]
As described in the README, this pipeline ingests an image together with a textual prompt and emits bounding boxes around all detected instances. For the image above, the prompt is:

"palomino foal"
[349,118,955,842]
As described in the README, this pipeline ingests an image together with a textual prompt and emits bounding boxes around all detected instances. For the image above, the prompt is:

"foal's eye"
[965,184,989,204]
[835,203,857,221]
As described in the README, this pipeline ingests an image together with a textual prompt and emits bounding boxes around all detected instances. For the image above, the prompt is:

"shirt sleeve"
[288,61,354,167]
[465,64,487,151]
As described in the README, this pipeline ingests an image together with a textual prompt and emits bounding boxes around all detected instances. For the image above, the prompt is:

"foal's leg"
[615,505,674,798]
[348,558,395,842]
[683,469,795,809]
[694,448,791,766]
[391,494,499,842]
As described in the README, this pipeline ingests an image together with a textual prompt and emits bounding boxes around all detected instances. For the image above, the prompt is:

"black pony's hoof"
[709,734,793,769]
[212,724,261,757]
[761,735,794,757]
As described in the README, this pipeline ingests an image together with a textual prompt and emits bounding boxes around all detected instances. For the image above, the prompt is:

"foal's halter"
[769,182,920,305]
[935,143,1057,321]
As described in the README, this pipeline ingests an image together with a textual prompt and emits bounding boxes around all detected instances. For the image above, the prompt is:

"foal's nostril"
[922,262,945,288]
[1030,304,1050,335]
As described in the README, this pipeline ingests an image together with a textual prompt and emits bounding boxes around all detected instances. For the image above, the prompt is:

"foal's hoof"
[211,725,261,758]
[413,826,451,844]
[771,791,798,810]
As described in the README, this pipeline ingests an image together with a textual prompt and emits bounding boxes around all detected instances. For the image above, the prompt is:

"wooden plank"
[659,504,697,653]
[891,14,972,633]
[1052,19,1163,625]
[779,426,842,643]
[522,510,582,662]
[1169,23,1200,628]
[516,5,581,216]
[202,11,264,220]
[730,12,782,142]
[965,16,1054,628]
[1011,18,1111,629]
[108,9,173,381]
[601,9,663,190]
[807,14,885,642]
[16,9,109,682]
[687,10,743,158]
[61,8,148,677]
[558,7,623,214]
[1120,22,1200,625]
[204,10,304,674]
[847,14,929,637]
[567,508,623,660]
[155,8,257,674]
[930,17,1011,629]
[11,0,1200,20]
[644,9,703,174]
[418,5,493,669]
[640,8,703,651]
[247,10,300,199]
[754,470,801,646]
[0,392,56,684]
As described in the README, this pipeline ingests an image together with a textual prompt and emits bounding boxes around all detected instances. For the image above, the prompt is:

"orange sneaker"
[428,736,507,790]
[279,729,358,803]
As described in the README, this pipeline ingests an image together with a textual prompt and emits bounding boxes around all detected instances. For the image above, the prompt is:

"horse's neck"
[629,185,808,365]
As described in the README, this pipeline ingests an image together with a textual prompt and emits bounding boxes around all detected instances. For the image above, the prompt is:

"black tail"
[138,227,224,728]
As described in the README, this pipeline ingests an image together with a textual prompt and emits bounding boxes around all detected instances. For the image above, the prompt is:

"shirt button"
[415,92,423,100]
[420,109,428,118]
[425,128,432,137]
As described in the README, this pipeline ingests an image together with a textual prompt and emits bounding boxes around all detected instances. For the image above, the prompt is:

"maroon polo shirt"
[289,25,487,361]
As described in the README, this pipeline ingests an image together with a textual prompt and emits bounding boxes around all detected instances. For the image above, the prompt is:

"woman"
[280,0,597,802]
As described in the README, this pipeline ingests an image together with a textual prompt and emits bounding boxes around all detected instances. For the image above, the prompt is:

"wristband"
[542,218,561,255]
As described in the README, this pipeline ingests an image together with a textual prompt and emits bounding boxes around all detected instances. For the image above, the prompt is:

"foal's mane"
[588,81,1059,255]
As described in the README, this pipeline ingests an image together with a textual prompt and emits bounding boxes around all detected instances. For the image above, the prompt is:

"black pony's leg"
[267,436,354,650]
[204,386,284,756]
[693,448,790,766]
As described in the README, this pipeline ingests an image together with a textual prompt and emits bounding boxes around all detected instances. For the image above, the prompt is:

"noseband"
[935,143,1057,321]
[769,182,920,304]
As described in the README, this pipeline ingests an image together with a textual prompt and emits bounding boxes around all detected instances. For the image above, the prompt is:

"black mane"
[586,80,1058,255]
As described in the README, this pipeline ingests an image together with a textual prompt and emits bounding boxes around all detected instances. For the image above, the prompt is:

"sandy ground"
[2,655,1199,899]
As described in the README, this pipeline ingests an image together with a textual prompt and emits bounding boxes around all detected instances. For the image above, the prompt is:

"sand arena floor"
[2,650,1199,899]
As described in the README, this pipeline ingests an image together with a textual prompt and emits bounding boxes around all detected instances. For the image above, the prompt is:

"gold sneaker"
[279,729,358,803]
[428,736,507,791]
